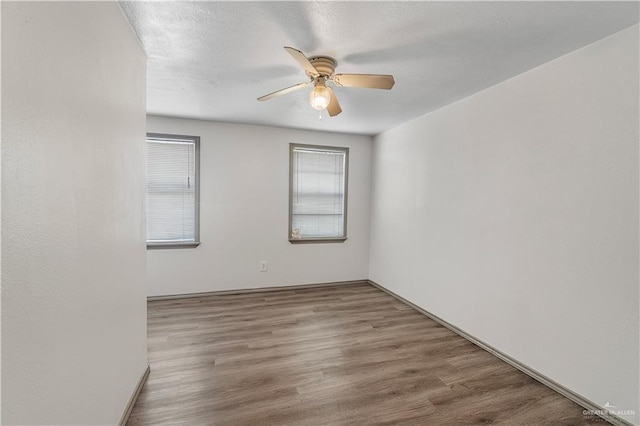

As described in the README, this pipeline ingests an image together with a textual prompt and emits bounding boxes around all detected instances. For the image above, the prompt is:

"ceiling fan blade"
[332,74,395,90]
[257,81,310,101]
[327,87,342,117]
[284,47,319,78]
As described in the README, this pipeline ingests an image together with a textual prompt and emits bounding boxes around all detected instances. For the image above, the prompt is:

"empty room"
[2,1,639,425]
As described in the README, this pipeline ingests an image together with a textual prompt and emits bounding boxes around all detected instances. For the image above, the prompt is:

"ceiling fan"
[257,47,395,117]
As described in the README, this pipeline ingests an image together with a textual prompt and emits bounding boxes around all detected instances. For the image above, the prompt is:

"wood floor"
[127,283,602,425]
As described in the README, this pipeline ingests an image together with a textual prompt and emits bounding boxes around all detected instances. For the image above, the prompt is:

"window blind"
[146,135,198,245]
[290,145,347,239]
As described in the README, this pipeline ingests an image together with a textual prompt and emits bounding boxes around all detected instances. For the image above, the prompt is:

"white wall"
[2,2,148,425]
[146,116,372,297]
[369,25,639,425]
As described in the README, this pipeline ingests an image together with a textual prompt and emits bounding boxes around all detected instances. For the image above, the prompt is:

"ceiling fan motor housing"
[306,56,337,79]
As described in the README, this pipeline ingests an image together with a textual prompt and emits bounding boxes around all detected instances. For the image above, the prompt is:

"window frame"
[145,132,201,249]
[288,143,349,244]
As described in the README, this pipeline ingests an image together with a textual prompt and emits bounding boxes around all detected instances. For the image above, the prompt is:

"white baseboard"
[147,280,367,301]
[119,364,150,426]
[367,280,634,426]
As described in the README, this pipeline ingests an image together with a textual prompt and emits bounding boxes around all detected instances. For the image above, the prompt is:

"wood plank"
[127,283,602,425]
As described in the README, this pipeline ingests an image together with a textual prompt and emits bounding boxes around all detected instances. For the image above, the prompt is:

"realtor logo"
[583,402,635,420]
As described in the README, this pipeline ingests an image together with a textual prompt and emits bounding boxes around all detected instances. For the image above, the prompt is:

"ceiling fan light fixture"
[257,47,393,118]
[309,79,330,110]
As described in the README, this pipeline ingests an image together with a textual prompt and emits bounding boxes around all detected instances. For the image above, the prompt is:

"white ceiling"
[119,1,639,136]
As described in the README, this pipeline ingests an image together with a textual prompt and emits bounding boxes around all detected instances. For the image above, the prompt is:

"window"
[289,143,349,242]
[145,133,200,248]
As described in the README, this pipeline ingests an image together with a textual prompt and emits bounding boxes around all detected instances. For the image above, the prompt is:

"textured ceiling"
[119,1,639,136]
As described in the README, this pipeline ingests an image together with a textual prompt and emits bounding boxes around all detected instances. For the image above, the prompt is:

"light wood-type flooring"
[127,283,602,425]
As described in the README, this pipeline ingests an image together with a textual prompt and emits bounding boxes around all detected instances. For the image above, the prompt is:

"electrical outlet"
[259,261,268,272]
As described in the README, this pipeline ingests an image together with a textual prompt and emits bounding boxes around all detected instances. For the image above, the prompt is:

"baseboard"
[367,280,634,426]
[147,279,368,301]
[119,364,150,426]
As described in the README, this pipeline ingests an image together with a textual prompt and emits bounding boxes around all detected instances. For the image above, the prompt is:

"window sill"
[147,242,201,249]
[289,237,347,244]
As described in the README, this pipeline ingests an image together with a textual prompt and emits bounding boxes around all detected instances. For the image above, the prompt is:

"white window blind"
[146,134,200,247]
[290,144,348,241]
